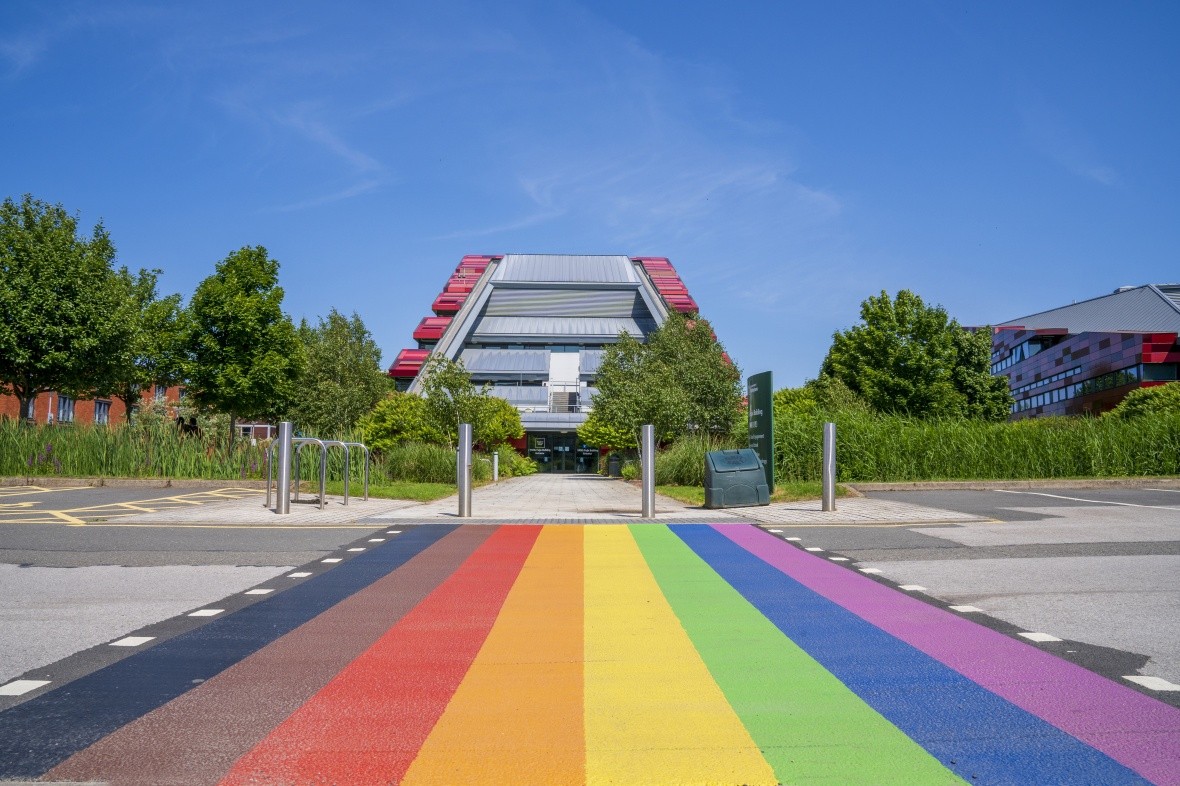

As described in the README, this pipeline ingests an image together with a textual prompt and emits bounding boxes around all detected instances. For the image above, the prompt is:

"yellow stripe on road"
[583,525,777,785]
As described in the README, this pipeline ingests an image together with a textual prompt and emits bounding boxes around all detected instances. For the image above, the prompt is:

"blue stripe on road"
[670,525,1150,786]
[0,524,457,779]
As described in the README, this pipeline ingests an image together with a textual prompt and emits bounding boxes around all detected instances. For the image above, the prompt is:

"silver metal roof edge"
[631,259,671,326]
[408,258,501,394]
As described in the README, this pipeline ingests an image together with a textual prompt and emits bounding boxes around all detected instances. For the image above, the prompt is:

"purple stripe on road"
[716,523,1180,786]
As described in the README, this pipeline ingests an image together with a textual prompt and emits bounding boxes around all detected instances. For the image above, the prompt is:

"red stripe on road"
[218,525,541,786]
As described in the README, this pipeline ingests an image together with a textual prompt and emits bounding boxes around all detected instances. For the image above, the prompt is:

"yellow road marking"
[0,487,266,525]
[0,485,90,497]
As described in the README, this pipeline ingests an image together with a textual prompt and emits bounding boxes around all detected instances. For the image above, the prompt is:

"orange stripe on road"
[403,525,584,785]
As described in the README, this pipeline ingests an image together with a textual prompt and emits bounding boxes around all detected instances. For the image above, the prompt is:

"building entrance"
[526,432,599,474]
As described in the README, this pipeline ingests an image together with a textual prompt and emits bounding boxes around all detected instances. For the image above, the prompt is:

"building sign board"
[747,371,774,489]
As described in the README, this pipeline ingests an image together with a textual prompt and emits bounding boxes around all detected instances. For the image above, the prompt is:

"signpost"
[747,371,774,490]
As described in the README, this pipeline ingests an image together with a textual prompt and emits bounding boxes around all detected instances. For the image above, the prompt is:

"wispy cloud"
[1020,99,1120,186]
[265,180,381,213]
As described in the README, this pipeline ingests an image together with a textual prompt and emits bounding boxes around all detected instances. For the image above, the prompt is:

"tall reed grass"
[776,411,1180,482]
[0,421,533,486]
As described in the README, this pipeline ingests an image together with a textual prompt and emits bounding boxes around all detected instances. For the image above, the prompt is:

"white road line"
[805,547,824,552]
[347,547,366,552]
[287,572,312,578]
[995,489,1180,510]
[786,537,802,542]
[188,609,224,617]
[110,636,156,646]
[899,585,927,591]
[768,529,783,533]
[1123,675,1180,691]
[368,538,385,542]
[859,568,883,574]
[949,605,984,613]
[1019,631,1062,642]
[1144,488,1180,494]
[0,679,50,696]
[386,530,401,534]
[829,557,850,562]
[244,589,274,595]
[322,558,342,563]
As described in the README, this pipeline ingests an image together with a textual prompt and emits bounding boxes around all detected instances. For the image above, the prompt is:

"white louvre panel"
[472,316,657,340]
[458,348,549,373]
[484,288,645,318]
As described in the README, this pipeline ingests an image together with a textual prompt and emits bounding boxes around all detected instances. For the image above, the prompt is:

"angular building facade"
[991,284,1180,419]
[388,254,700,472]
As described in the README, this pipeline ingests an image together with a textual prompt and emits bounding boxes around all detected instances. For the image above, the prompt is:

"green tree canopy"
[583,312,742,446]
[417,355,523,447]
[95,268,188,422]
[0,194,134,416]
[292,309,388,437]
[185,246,303,438]
[820,290,1011,421]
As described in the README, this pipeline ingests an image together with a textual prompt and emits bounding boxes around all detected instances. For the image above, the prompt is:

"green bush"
[1105,382,1180,420]
[494,444,538,478]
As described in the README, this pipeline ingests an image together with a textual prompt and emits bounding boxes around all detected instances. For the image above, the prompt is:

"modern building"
[991,284,1180,419]
[388,254,701,471]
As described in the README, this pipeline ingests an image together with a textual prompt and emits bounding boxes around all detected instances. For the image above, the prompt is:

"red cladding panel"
[389,349,429,378]
[412,317,452,342]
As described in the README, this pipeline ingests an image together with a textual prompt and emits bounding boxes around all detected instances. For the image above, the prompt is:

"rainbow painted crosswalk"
[2,523,1177,785]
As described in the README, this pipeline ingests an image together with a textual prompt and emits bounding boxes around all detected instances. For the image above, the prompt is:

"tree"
[820,290,1011,420]
[360,391,442,452]
[585,312,742,446]
[185,246,303,440]
[97,268,188,422]
[417,355,523,447]
[0,194,133,417]
[291,309,388,437]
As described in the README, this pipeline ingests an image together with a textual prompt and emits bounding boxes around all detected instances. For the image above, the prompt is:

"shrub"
[654,433,743,486]
[1105,382,1180,420]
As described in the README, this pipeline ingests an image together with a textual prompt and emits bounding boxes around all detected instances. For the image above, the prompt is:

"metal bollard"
[641,424,655,518]
[822,421,836,512]
[492,451,499,482]
[275,421,293,514]
[458,423,473,518]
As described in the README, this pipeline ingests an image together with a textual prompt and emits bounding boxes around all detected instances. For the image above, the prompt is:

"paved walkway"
[108,474,987,526]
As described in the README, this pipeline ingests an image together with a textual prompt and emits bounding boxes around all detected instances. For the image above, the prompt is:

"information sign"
[747,371,774,489]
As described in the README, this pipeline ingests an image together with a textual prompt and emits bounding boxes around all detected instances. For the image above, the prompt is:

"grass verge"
[323,480,456,502]
[656,482,850,506]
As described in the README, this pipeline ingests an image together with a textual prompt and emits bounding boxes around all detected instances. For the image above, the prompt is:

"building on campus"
[0,385,186,427]
[991,284,1180,419]
[388,254,701,472]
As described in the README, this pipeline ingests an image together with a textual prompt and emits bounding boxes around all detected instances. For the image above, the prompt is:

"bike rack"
[265,424,371,513]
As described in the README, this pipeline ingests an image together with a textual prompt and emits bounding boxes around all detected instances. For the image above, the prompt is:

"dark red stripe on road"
[0,524,457,780]
[46,525,494,786]
[219,525,541,786]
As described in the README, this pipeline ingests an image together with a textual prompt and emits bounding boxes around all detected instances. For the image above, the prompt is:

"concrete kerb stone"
[847,477,1180,492]
[0,476,269,490]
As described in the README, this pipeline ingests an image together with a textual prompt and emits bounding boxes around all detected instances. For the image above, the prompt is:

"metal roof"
[457,348,550,373]
[579,349,605,375]
[488,385,550,404]
[472,316,656,340]
[998,285,1180,333]
[493,254,639,284]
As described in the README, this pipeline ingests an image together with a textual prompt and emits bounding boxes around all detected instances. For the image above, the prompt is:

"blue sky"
[3,1,1177,387]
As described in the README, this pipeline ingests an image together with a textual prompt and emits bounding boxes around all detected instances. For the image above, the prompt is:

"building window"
[57,395,75,424]
[94,400,111,425]
[154,385,167,401]
[178,387,187,400]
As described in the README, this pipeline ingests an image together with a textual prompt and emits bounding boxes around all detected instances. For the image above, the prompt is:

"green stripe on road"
[630,525,964,785]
